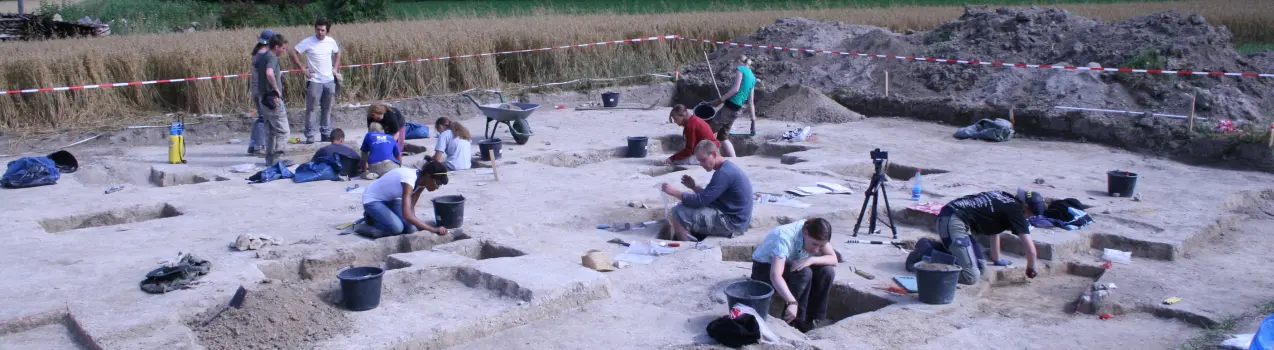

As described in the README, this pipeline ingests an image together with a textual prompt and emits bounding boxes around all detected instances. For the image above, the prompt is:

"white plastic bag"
[729,303,786,346]
[1102,248,1132,264]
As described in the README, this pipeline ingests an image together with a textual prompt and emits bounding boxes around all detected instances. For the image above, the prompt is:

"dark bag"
[706,313,761,348]
[247,161,294,183]
[1,156,61,188]
[404,122,430,139]
[293,155,345,183]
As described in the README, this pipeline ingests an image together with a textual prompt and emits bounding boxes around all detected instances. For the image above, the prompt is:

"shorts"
[708,102,742,142]
[671,204,741,239]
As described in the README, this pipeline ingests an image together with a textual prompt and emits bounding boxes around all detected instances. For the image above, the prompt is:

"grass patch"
[1238,42,1274,55]
[1179,299,1274,350]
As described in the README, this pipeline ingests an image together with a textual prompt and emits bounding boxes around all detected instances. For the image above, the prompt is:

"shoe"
[304,139,316,145]
[321,134,331,143]
[364,172,379,180]
[246,146,256,156]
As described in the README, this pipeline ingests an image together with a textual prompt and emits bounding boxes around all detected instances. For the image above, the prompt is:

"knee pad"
[951,236,973,248]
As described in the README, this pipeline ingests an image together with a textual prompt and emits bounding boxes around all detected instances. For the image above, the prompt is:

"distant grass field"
[388,0,1178,18]
[1,0,1270,131]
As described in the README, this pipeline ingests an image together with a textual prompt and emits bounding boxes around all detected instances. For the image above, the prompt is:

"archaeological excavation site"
[2,4,1273,350]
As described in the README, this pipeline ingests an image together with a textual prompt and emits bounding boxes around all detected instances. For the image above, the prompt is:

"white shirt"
[362,168,417,204]
[295,36,341,84]
[434,130,472,170]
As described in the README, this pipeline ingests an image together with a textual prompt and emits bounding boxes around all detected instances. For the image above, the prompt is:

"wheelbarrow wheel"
[511,119,531,145]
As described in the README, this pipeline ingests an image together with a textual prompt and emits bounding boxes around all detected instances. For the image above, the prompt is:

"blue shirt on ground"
[752,220,808,264]
[680,160,753,231]
[360,132,400,164]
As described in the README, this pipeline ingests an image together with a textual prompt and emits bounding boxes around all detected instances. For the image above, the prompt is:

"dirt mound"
[676,7,1274,172]
[759,84,864,124]
[193,283,352,350]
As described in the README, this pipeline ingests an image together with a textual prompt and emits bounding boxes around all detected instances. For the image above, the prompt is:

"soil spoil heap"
[758,84,865,124]
[678,6,1274,171]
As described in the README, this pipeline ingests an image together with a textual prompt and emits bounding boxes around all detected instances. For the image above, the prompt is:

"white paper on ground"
[796,186,831,195]
[1220,333,1254,349]
[626,240,675,256]
[614,253,657,264]
[817,182,853,194]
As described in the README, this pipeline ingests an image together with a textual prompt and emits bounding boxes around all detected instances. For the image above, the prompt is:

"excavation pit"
[39,203,183,233]
[824,283,896,323]
[884,164,950,181]
[0,310,98,350]
[729,137,813,158]
[149,167,231,187]
[256,232,472,282]
[430,239,528,260]
[528,149,621,168]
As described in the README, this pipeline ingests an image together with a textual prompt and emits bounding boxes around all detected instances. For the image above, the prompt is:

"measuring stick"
[488,150,500,182]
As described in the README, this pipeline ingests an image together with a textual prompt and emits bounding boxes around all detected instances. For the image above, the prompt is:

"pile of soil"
[758,84,864,124]
[193,283,352,350]
[915,262,962,272]
[677,6,1274,171]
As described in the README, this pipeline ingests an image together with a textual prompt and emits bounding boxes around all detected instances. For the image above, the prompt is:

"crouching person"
[660,140,754,241]
[937,189,1044,285]
[360,160,451,236]
[751,218,837,332]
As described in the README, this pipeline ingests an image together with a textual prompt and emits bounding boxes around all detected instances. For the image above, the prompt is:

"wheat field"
[0,0,1268,131]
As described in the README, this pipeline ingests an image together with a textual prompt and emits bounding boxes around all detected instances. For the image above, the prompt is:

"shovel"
[200,286,247,327]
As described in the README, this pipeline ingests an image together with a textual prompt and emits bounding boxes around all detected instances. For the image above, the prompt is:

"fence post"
[884,71,890,98]
[18,0,24,15]
[1188,94,1196,136]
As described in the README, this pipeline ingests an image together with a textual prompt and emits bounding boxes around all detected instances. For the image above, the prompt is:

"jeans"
[304,81,336,141]
[936,213,982,285]
[363,199,418,234]
[249,93,267,153]
[750,262,835,325]
[262,102,289,165]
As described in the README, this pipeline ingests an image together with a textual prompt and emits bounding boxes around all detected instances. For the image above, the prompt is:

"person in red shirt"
[664,104,720,165]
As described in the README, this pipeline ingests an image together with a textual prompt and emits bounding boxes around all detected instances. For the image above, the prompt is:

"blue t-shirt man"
[360,131,400,164]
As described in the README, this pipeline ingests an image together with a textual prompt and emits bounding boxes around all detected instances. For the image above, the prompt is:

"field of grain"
[0,0,1269,131]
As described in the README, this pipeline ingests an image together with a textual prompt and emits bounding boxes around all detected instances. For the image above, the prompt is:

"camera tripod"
[851,150,899,239]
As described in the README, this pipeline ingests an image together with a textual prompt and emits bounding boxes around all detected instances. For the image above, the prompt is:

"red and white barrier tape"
[0,35,679,95]
[681,37,1274,78]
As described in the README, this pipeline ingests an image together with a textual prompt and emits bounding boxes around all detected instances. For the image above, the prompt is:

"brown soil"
[758,84,864,124]
[915,262,962,272]
[678,7,1274,172]
[192,282,352,350]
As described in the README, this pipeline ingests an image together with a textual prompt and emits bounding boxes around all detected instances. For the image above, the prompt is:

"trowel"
[200,286,247,327]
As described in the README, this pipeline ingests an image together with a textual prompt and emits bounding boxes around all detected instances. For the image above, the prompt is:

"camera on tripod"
[869,148,888,161]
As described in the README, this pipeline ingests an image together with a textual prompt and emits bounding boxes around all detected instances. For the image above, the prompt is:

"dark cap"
[258,29,277,45]
[1016,188,1046,215]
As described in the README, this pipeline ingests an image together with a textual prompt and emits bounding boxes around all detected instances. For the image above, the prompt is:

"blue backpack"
[1,156,61,189]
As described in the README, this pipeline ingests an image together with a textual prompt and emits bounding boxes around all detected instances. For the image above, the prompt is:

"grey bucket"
[913,262,962,305]
[337,266,385,311]
[724,280,775,318]
[602,91,620,107]
[1107,170,1139,197]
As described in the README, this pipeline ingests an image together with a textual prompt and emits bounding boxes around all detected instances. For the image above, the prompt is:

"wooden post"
[1268,123,1274,148]
[1010,107,1016,127]
[884,71,890,97]
[1189,94,1196,135]
[488,150,500,182]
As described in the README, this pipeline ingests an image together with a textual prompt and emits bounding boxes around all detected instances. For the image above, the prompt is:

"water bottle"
[911,169,923,201]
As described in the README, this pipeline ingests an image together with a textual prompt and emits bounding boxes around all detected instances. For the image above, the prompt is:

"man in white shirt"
[291,18,342,144]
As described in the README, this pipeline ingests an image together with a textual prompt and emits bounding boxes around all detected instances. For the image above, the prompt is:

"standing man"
[660,140,754,242]
[937,189,1045,285]
[292,18,342,144]
[254,34,291,166]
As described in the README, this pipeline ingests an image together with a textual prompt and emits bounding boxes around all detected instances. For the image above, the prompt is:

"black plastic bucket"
[478,139,502,161]
[1107,170,1139,197]
[724,280,775,318]
[626,137,649,158]
[913,262,962,305]
[694,103,716,121]
[432,195,466,229]
[601,91,620,108]
[47,150,78,173]
[337,266,385,311]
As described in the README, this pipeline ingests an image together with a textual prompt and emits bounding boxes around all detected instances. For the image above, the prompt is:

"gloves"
[1026,267,1038,279]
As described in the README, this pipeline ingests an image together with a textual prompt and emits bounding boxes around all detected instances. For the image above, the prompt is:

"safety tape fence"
[9,33,1274,96]
[0,35,680,95]
[680,37,1274,78]
[0,72,671,158]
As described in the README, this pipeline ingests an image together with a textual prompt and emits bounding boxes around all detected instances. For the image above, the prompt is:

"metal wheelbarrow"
[463,92,540,145]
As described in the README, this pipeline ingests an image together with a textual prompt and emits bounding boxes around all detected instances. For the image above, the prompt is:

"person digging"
[664,104,719,166]
[935,189,1045,285]
[659,140,753,242]
[751,217,837,333]
[359,160,451,237]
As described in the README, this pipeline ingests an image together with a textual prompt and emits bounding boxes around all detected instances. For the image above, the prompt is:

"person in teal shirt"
[709,55,757,158]
[750,218,838,332]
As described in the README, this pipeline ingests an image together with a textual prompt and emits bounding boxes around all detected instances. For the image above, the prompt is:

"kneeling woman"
[751,217,837,332]
[361,160,451,236]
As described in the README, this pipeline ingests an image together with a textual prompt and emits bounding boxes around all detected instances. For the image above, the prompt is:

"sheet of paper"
[817,182,853,194]
[797,186,832,195]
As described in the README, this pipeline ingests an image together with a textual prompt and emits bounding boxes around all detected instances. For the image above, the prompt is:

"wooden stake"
[1268,123,1274,148]
[1010,107,1016,126]
[884,71,890,97]
[1189,94,1197,135]
[488,150,500,182]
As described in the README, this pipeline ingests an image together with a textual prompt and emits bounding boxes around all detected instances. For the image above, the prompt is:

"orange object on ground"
[1099,313,1113,320]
